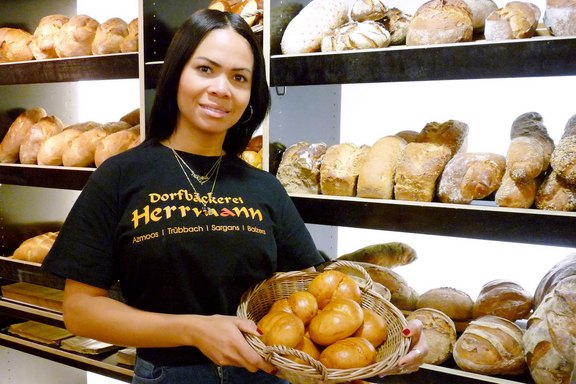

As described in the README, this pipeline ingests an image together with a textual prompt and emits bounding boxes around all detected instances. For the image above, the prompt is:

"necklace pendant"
[202,206,210,216]
[197,175,209,184]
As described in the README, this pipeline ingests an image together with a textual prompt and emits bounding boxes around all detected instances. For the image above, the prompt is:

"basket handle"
[323,260,374,292]
[263,344,329,381]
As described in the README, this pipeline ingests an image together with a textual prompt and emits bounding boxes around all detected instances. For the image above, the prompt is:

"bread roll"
[55,15,100,58]
[276,141,327,194]
[309,298,364,346]
[0,28,34,63]
[406,308,456,365]
[533,252,576,309]
[453,315,526,375]
[353,308,388,348]
[417,287,474,320]
[0,107,47,163]
[438,152,506,204]
[120,18,139,53]
[381,8,412,45]
[94,125,141,167]
[350,0,388,22]
[320,143,369,196]
[415,119,469,157]
[37,122,101,166]
[321,21,391,52]
[281,0,349,54]
[394,142,453,202]
[461,0,499,31]
[307,270,362,309]
[19,116,64,164]
[495,170,539,208]
[550,115,576,185]
[319,337,376,369]
[484,1,541,40]
[543,0,576,36]
[91,18,129,55]
[534,170,576,211]
[406,0,474,45]
[257,311,305,348]
[30,15,70,60]
[523,276,576,384]
[12,232,58,263]
[357,135,407,199]
[473,279,533,321]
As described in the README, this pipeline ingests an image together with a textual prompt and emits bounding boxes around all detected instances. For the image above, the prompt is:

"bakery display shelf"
[0,163,93,190]
[0,53,139,86]
[0,332,133,382]
[0,258,65,291]
[0,299,63,328]
[270,36,576,86]
[289,194,576,248]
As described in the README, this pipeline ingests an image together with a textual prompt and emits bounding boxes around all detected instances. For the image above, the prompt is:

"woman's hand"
[379,318,428,376]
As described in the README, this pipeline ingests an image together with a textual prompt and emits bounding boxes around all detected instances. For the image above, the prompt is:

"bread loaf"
[30,15,70,60]
[359,263,419,310]
[484,1,541,40]
[55,15,99,58]
[357,136,407,199]
[453,315,526,375]
[12,232,58,264]
[543,0,576,36]
[350,0,388,22]
[534,170,576,211]
[94,125,141,167]
[276,141,327,194]
[320,143,370,196]
[406,0,474,45]
[281,0,349,54]
[406,308,457,365]
[37,122,101,166]
[0,28,34,62]
[381,8,412,45]
[321,21,391,52]
[120,18,139,53]
[438,152,506,204]
[19,116,64,164]
[495,170,539,208]
[394,142,453,202]
[417,287,474,320]
[120,108,141,126]
[461,0,499,31]
[523,276,576,384]
[473,279,533,321]
[415,119,469,157]
[533,252,576,309]
[550,114,576,185]
[91,18,129,55]
[0,107,47,163]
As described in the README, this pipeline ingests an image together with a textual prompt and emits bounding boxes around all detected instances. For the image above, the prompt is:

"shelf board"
[270,36,576,86]
[0,53,139,86]
[0,299,63,328]
[0,164,93,190]
[290,194,576,248]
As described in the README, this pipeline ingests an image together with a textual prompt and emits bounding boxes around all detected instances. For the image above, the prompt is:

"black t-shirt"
[43,140,323,365]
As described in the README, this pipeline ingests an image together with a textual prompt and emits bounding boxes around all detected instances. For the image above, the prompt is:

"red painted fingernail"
[402,328,411,336]
[257,328,264,335]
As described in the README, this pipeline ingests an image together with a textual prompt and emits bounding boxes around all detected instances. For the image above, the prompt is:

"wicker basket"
[237,261,410,384]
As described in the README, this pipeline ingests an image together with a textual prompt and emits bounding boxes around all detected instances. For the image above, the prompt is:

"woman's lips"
[202,104,229,118]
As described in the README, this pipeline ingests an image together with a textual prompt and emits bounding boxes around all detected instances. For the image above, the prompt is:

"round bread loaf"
[276,141,327,194]
[321,21,391,52]
[407,308,456,365]
[91,17,129,55]
[461,0,499,31]
[484,1,541,40]
[453,315,526,375]
[359,263,419,310]
[543,0,576,36]
[533,252,576,309]
[0,28,34,62]
[417,287,474,320]
[30,14,70,60]
[55,15,100,58]
[473,279,533,321]
[120,18,139,53]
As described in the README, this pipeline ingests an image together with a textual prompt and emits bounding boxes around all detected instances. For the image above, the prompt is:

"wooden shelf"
[290,194,576,248]
[270,36,576,86]
[0,53,139,86]
[0,164,93,190]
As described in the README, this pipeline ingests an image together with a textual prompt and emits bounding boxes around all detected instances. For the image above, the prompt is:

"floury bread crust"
[276,142,327,194]
[320,143,370,196]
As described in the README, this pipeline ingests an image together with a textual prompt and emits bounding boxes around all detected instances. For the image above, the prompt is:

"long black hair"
[146,9,270,157]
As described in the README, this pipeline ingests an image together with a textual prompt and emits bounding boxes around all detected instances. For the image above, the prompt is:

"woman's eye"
[198,65,211,73]
[233,74,247,82]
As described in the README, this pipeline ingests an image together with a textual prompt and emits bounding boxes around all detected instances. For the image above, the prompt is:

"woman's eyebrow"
[194,56,253,73]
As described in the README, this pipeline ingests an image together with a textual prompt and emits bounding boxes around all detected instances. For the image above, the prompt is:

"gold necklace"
[172,148,222,185]
[170,147,222,216]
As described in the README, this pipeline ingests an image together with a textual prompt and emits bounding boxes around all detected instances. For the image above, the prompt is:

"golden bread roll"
[30,14,70,60]
[356,135,407,199]
[534,170,576,211]
[12,232,58,263]
[494,170,539,208]
[37,122,100,166]
[276,141,327,194]
[309,298,364,346]
[417,287,474,320]
[94,125,141,167]
[453,315,526,375]
[406,307,456,365]
[287,291,318,325]
[473,279,533,321]
[120,18,139,53]
[320,143,370,196]
[485,1,541,40]
[353,308,388,348]
[257,311,305,348]
[544,0,576,36]
[394,142,453,202]
[91,17,129,55]
[308,270,362,309]
[438,152,506,204]
[319,337,377,369]
[523,276,576,384]
[406,0,474,45]
[415,119,469,157]
[55,15,100,58]
[19,116,64,164]
[0,107,47,163]
[290,336,321,365]
[0,28,34,62]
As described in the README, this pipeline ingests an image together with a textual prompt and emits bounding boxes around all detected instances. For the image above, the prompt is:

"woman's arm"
[62,279,276,374]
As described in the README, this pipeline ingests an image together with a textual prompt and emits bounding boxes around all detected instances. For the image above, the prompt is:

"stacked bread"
[0,14,138,63]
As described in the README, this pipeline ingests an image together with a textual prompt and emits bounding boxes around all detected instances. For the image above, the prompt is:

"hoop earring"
[239,105,253,123]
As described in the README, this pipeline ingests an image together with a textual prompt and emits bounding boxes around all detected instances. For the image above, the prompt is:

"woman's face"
[176,28,254,140]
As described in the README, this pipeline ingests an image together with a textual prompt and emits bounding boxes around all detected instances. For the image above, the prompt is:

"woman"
[43,9,427,383]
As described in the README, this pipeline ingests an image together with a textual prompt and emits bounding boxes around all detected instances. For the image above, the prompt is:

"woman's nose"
[209,75,231,97]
